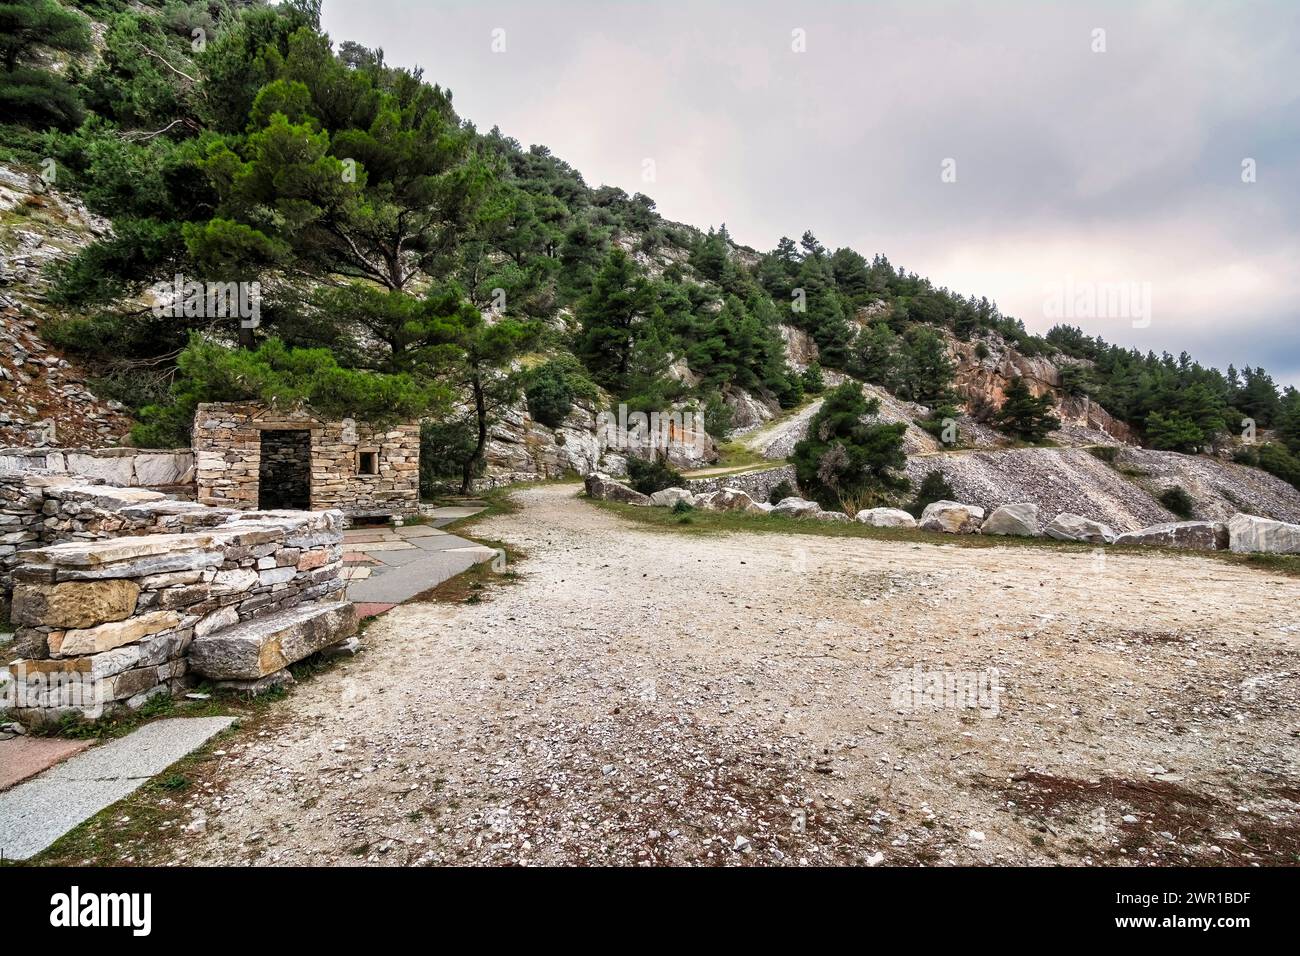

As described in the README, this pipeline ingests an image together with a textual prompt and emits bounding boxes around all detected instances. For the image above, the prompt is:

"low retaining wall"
[686,464,797,503]
[0,447,193,490]
[3,507,353,723]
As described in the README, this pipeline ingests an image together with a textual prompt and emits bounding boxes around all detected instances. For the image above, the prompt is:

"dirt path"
[146,483,1299,866]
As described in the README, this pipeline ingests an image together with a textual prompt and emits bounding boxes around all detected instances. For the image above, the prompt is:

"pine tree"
[575,249,653,392]
[995,378,1061,443]
[791,383,909,509]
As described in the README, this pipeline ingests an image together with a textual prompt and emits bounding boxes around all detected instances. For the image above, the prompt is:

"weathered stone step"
[188,601,358,681]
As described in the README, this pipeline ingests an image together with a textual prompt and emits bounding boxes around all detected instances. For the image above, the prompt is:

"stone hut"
[192,403,419,520]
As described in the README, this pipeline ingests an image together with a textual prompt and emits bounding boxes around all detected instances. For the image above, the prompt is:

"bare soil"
[68,483,1300,866]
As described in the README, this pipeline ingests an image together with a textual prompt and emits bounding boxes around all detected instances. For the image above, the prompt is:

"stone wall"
[0,473,228,601]
[2,506,354,723]
[0,446,193,491]
[192,403,419,519]
[686,464,798,502]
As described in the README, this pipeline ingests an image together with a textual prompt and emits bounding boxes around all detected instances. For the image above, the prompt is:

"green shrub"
[524,357,597,428]
[626,456,683,495]
[1158,485,1195,519]
[791,382,909,509]
[908,469,954,518]
[768,480,795,505]
[1239,443,1300,492]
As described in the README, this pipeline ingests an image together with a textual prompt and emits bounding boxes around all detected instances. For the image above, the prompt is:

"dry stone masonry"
[3,503,355,723]
[0,446,194,491]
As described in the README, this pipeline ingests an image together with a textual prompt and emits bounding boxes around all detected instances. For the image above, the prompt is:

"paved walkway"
[0,717,234,861]
[342,515,497,606]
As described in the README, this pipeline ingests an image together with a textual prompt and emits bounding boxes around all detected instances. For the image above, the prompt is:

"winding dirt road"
[134,484,1299,865]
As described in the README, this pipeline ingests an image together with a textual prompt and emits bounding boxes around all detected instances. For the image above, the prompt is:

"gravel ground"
[146,484,1300,866]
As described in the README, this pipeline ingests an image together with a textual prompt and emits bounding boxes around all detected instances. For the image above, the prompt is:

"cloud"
[322,0,1300,385]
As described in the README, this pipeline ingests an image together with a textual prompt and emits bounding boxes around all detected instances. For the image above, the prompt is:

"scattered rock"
[980,503,1040,537]
[648,487,695,508]
[583,473,650,506]
[700,488,764,514]
[1045,512,1118,544]
[855,507,917,528]
[1114,520,1228,551]
[771,496,822,518]
[918,500,985,534]
[1227,512,1300,554]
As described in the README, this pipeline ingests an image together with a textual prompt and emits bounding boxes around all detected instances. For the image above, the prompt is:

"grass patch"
[709,441,771,471]
[21,719,256,867]
[31,689,233,741]
[409,548,522,604]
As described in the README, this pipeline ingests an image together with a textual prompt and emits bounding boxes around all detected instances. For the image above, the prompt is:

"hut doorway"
[258,429,312,510]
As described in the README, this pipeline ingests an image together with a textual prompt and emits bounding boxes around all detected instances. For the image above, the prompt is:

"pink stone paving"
[0,736,95,792]
[353,602,397,619]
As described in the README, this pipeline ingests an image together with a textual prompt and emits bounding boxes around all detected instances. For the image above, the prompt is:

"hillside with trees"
[2,0,1298,496]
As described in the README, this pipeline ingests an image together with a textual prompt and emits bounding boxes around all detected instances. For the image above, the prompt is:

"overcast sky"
[322,0,1300,386]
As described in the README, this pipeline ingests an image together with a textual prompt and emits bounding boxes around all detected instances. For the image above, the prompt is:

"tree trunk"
[460,370,487,494]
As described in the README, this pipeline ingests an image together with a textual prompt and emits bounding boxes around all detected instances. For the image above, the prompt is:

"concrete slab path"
[0,716,235,861]
[341,520,496,605]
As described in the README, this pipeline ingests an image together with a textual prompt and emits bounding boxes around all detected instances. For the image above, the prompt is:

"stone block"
[51,610,182,657]
[189,601,358,680]
[11,579,141,629]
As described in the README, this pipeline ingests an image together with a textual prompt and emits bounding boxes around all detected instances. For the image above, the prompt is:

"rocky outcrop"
[918,501,984,533]
[1228,513,1300,554]
[980,503,1040,537]
[485,395,717,482]
[722,385,781,435]
[948,332,1135,445]
[583,473,650,506]
[1114,521,1228,551]
[855,507,917,528]
[779,325,819,372]
[0,165,132,448]
[1045,513,1118,544]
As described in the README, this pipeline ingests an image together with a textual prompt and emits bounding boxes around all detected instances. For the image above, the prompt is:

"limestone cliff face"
[0,165,133,447]
[777,311,1136,448]
[482,396,718,484]
[947,334,1135,445]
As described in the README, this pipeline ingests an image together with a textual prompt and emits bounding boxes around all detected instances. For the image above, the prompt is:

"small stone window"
[358,450,379,475]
